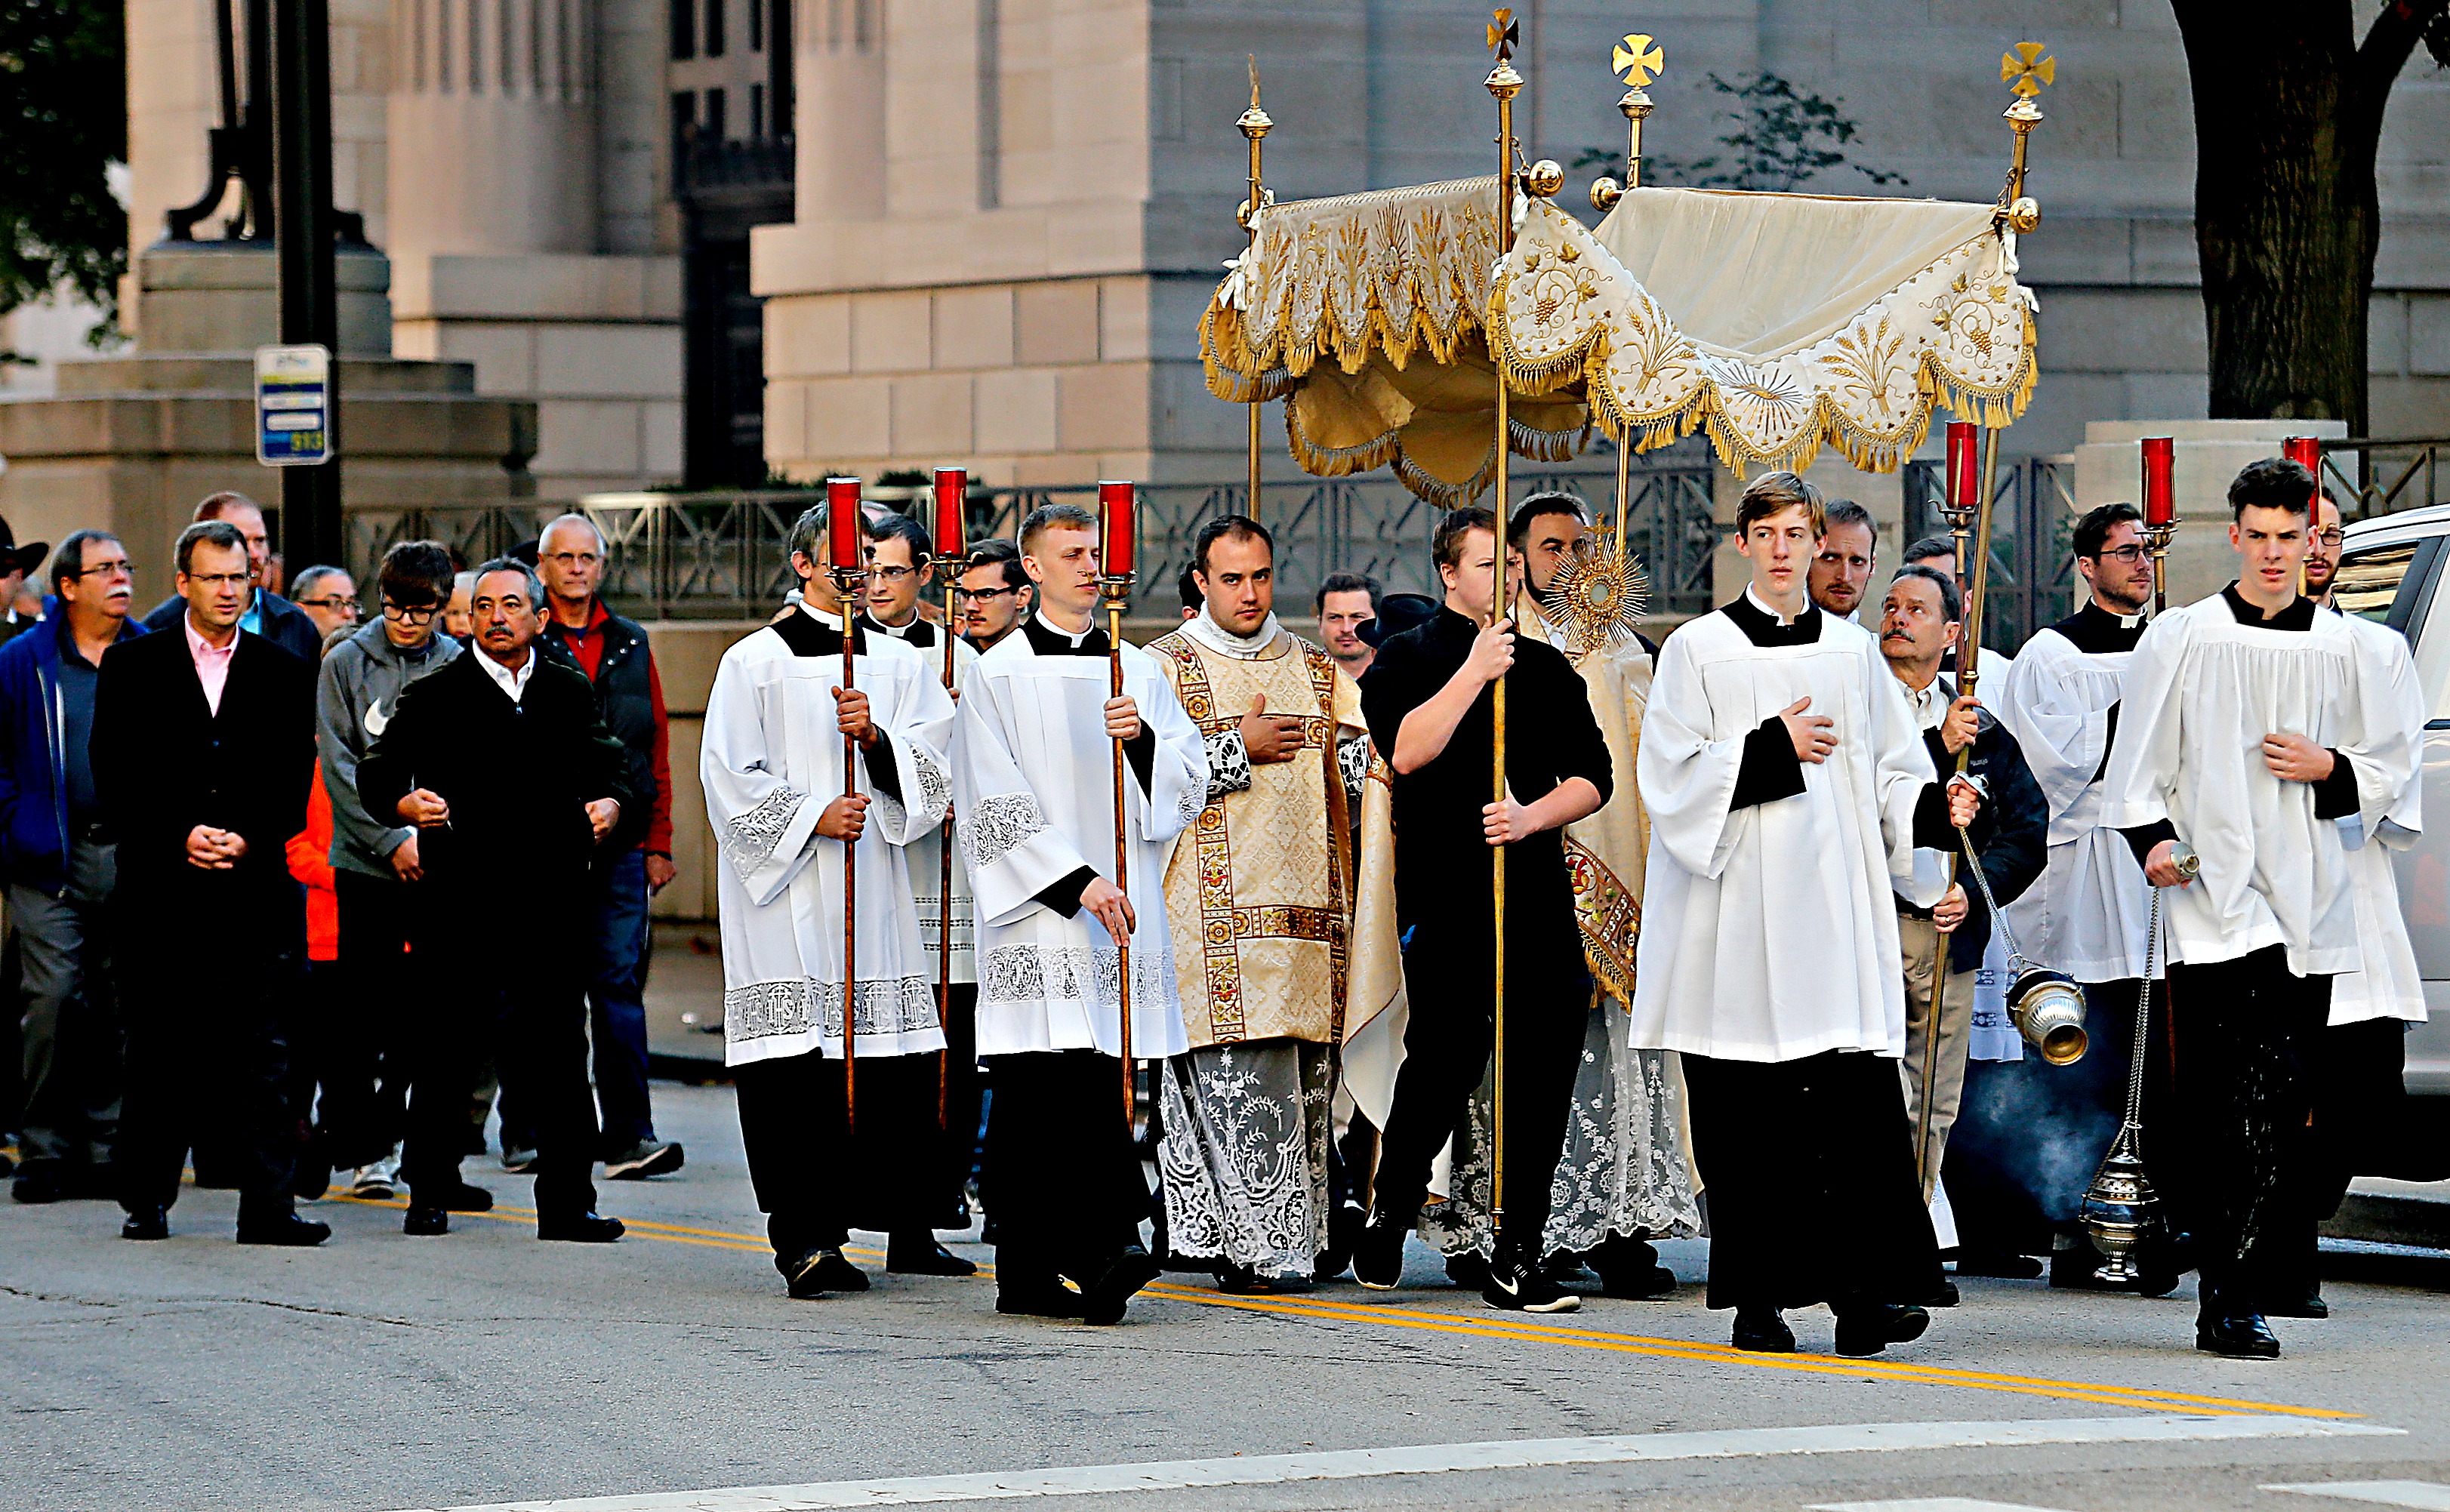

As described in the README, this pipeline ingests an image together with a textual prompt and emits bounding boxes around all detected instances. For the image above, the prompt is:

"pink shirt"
[183,613,239,716]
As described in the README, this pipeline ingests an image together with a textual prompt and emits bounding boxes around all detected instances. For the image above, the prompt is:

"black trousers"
[734,1045,939,1260]
[1682,1049,1941,1312]
[982,1050,1149,1291]
[325,869,415,1169]
[938,985,985,1218]
[401,898,600,1218]
[2272,1015,2405,1297]
[2163,944,2330,1303]
[116,911,298,1218]
[1373,928,1586,1251]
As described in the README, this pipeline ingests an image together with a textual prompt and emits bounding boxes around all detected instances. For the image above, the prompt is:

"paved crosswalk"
[389,1415,2399,1512]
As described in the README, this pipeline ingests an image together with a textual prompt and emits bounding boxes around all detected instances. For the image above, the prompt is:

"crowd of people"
[3,451,2418,1367]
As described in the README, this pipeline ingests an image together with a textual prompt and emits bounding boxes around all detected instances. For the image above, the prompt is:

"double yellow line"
[322,1190,2348,1421]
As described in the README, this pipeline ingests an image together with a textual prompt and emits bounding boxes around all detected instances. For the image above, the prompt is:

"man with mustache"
[1875,564,2046,1301]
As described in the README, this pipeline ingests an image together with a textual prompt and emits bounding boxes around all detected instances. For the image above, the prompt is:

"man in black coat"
[1351,506,1613,1313]
[139,493,324,664]
[359,558,634,1240]
[95,520,325,1245]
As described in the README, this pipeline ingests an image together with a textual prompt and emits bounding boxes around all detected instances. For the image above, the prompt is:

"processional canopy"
[1202,95,2042,501]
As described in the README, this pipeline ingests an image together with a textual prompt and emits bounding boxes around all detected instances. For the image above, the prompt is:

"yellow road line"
[315,1190,2349,1421]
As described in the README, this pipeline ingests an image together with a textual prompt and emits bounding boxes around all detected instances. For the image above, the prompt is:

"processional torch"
[2078,434,2193,1283]
[825,476,868,1126]
[1589,32,1663,552]
[1097,481,1140,1127]
[1483,6,1523,1246]
[933,466,967,1126]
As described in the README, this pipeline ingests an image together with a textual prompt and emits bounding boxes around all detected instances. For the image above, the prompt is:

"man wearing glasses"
[140,493,323,664]
[529,514,683,1182]
[954,540,1034,651]
[1992,503,2169,1290]
[315,540,464,1202]
[288,566,362,639]
[0,531,143,1205]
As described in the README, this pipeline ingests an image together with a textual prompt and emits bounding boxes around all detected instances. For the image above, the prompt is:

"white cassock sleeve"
[2099,614,2188,836]
[1995,635,2110,831]
[2336,622,2424,837]
[865,665,957,848]
[1866,652,1948,909]
[954,666,1095,930]
[1635,627,1752,882]
[1136,668,1210,846]
[701,645,824,908]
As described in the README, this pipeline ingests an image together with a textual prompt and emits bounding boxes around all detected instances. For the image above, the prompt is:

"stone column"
[385,0,599,254]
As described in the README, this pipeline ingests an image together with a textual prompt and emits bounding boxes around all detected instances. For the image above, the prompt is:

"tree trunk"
[2174,4,2369,432]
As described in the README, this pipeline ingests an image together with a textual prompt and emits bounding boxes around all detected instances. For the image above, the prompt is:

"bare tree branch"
[2359,0,2450,106]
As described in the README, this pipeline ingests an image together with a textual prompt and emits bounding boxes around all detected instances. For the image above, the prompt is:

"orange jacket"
[287,759,338,962]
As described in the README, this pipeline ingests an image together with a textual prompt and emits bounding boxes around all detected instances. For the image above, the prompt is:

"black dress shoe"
[995,1283,1083,1319]
[2264,1289,2328,1320]
[1076,1245,1162,1326]
[780,1246,869,1297]
[439,1182,494,1213]
[886,1236,976,1276]
[536,1212,624,1243]
[1351,1212,1410,1291]
[1923,1280,1962,1308]
[13,1170,65,1204]
[236,1212,332,1247]
[1731,1306,1795,1353]
[289,1154,334,1203]
[403,1205,450,1236]
[119,1206,169,1241]
[1833,1301,1931,1357]
[1587,1236,1678,1300]
[2197,1307,2282,1358]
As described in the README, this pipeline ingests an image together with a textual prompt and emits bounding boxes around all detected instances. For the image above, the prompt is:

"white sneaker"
[351,1153,401,1199]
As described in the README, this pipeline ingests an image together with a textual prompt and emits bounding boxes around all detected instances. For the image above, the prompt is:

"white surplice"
[868,614,980,987]
[2100,592,2419,976]
[1632,591,1946,1062]
[952,624,1208,1060]
[1992,615,2156,984]
[2327,609,2427,1026]
[701,605,957,1067]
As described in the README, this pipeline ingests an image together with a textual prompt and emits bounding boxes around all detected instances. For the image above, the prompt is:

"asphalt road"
[5,1082,2448,1512]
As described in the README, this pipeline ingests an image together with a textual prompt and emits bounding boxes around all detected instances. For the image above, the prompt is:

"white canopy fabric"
[1201,179,2039,497]
[1499,187,2038,473]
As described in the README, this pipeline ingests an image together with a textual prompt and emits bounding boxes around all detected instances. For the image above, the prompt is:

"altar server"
[951,502,1209,1325]
[2102,457,2418,1359]
[1633,470,1977,1358]
[1146,514,1378,1292]
[2279,490,2426,1319]
[701,502,967,1298]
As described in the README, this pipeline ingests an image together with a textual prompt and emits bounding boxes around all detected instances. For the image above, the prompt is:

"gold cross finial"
[1613,33,1664,88]
[1487,8,1519,60]
[2001,41,2054,98]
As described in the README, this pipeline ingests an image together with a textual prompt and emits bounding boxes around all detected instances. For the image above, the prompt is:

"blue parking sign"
[256,344,332,466]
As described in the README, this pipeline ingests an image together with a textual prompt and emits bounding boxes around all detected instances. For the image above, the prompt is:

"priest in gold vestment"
[1419,494,1699,1297]
[1149,516,1381,1292]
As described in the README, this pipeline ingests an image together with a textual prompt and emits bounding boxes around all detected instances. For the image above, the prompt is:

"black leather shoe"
[2196,1308,2282,1358]
[886,1236,975,1276]
[236,1212,331,1247]
[1482,1252,1581,1313]
[1586,1236,1678,1300]
[119,1206,168,1241]
[1076,1245,1162,1326]
[536,1212,624,1243]
[2264,1289,2328,1320]
[1923,1280,1962,1308]
[781,1247,868,1297]
[1732,1305,1795,1353]
[439,1182,494,1213]
[289,1155,334,1203]
[12,1170,65,1205]
[403,1205,450,1236]
[1351,1212,1410,1291]
[1833,1301,1930,1357]
[995,1283,1083,1319]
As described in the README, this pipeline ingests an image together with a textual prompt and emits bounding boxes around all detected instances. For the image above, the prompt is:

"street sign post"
[255,343,332,467]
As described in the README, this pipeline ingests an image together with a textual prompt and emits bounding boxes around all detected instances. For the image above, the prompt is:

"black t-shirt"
[1358,608,1612,950]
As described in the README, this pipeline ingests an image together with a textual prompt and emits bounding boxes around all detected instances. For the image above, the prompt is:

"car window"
[2336,541,2423,623]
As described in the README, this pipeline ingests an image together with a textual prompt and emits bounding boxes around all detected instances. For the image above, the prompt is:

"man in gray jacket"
[316,540,464,1199]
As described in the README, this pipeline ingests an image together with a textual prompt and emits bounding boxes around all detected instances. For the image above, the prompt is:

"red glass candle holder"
[1945,421,1980,512]
[933,467,966,562]
[2140,438,2175,528]
[826,477,863,570]
[1098,480,1136,580]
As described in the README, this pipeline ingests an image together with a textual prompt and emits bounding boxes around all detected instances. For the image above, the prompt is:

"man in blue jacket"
[0,531,144,1203]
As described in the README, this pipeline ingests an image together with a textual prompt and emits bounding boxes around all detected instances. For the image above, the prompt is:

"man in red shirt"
[527,514,683,1180]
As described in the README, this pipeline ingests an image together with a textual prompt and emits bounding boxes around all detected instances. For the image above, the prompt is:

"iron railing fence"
[1900,454,2077,655]
[2305,437,2449,521]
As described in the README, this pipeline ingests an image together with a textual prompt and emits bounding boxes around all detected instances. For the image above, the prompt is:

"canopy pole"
[1483,8,1521,1246]
[1237,58,1272,522]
